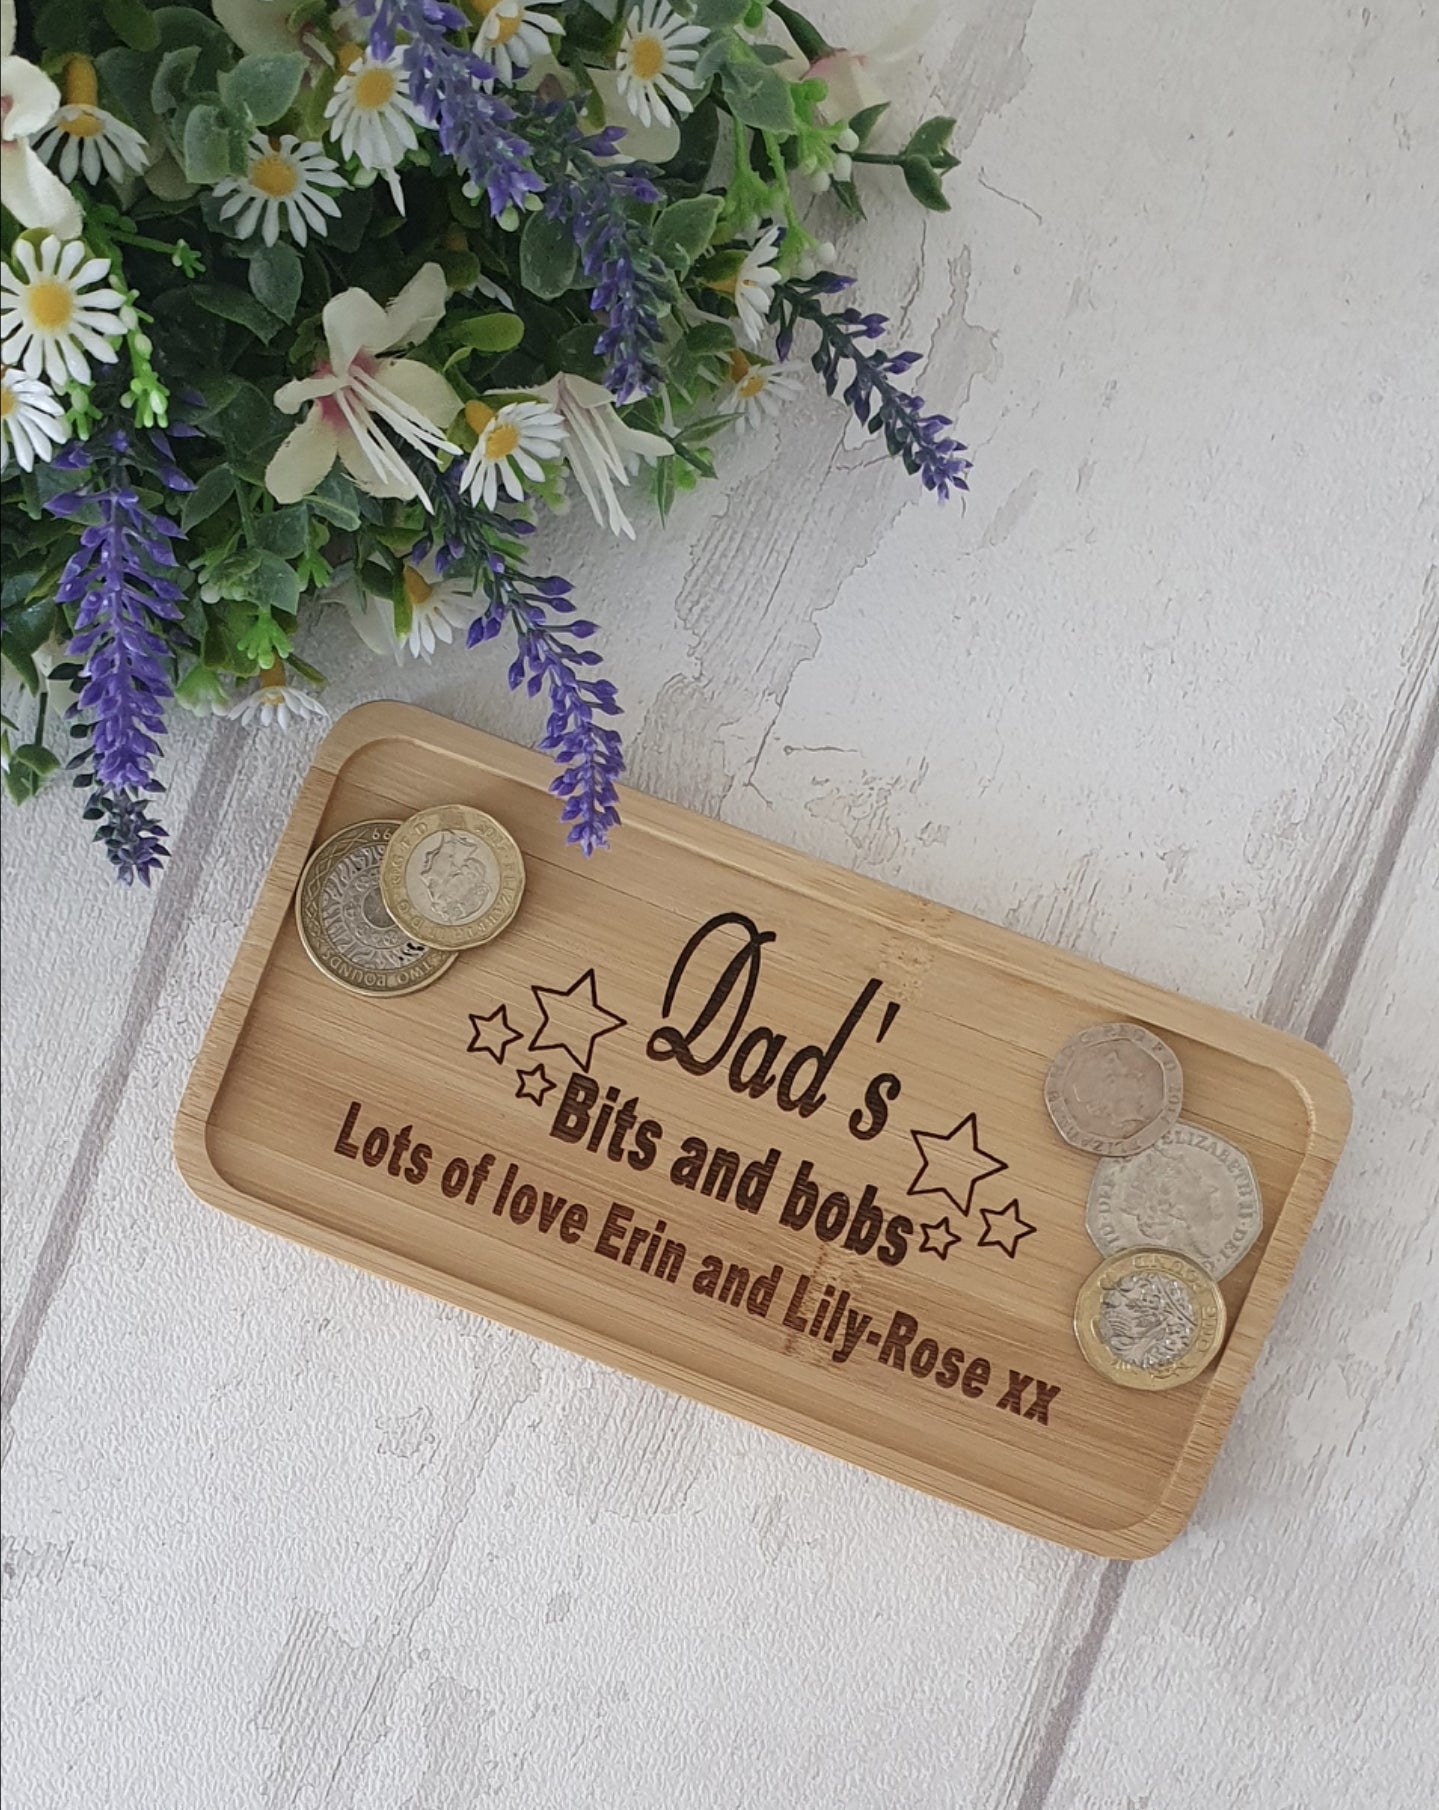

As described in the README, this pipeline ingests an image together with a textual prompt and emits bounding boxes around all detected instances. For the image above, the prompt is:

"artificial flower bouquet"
[0,0,967,882]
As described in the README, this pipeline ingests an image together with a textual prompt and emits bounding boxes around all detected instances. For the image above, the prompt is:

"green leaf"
[452,312,525,353]
[102,0,159,51]
[307,471,362,532]
[848,102,888,147]
[151,44,201,116]
[180,466,235,531]
[1,645,41,697]
[0,592,55,656]
[653,195,724,274]
[720,58,797,135]
[9,743,62,781]
[251,505,308,560]
[190,283,284,343]
[218,53,306,129]
[33,0,94,55]
[97,48,157,131]
[180,103,238,184]
[247,242,303,322]
[207,380,286,465]
[520,211,578,300]
[766,1,834,63]
[903,115,958,161]
[695,0,749,24]
[242,553,300,626]
[900,156,950,212]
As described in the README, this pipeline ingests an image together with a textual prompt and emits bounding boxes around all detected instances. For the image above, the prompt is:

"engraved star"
[919,1216,962,1260]
[907,1113,1007,1215]
[977,1198,1037,1259]
[514,1062,555,1107]
[530,969,626,1072]
[467,1003,521,1063]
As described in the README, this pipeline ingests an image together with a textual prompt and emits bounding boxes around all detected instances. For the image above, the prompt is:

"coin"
[378,804,525,951]
[1086,1123,1263,1279]
[1074,1247,1227,1391]
[1044,1022,1183,1156]
[295,820,456,998]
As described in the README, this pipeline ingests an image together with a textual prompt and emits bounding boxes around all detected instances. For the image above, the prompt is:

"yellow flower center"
[26,280,74,333]
[629,34,667,81]
[737,372,767,400]
[61,107,105,139]
[64,56,99,109]
[402,565,434,607]
[250,150,299,199]
[352,66,398,111]
[486,421,521,460]
[466,0,524,36]
[465,399,496,434]
[337,43,365,72]
[0,383,15,419]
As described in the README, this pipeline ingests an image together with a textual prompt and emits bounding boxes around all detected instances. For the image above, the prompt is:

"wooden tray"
[175,702,1351,1556]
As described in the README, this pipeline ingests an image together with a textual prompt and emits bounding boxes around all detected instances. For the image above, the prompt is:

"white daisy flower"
[266,263,462,507]
[34,57,148,186]
[214,133,345,249]
[471,0,564,87]
[730,225,782,349]
[324,45,423,210]
[0,0,81,238]
[226,670,327,731]
[0,237,128,389]
[0,366,67,472]
[534,371,671,539]
[398,562,472,660]
[614,0,706,129]
[459,396,566,509]
[718,350,804,432]
[36,104,149,185]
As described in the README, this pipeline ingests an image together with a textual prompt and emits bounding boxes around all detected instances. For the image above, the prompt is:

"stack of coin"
[1044,1022,1262,1392]
[294,805,525,997]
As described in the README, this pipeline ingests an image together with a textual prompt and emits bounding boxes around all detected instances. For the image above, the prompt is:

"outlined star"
[467,1003,521,1064]
[919,1216,963,1260]
[515,1062,555,1107]
[907,1113,1007,1215]
[530,968,626,1072]
[978,1199,1037,1259]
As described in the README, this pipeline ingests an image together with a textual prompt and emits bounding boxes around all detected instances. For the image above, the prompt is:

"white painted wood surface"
[3,2,1437,1803]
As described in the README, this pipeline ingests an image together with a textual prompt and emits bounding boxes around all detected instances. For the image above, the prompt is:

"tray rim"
[174,701,1352,1558]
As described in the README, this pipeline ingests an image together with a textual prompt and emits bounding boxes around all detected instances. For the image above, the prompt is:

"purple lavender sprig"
[775,274,973,499]
[45,431,192,885]
[422,475,624,852]
[355,0,542,217]
[517,98,672,403]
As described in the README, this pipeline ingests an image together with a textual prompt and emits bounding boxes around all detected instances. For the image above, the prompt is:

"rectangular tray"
[175,702,1350,1556]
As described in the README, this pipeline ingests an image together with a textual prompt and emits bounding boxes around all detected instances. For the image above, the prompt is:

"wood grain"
[176,703,1349,1558]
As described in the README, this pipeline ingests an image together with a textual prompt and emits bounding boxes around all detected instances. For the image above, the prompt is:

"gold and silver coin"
[378,804,525,952]
[295,820,457,997]
[1086,1122,1262,1280]
[1073,1247,1227,1391]
[1044,1022,1183,1157]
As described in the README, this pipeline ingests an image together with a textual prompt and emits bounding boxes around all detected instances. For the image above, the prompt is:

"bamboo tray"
[175,702,1351,1556]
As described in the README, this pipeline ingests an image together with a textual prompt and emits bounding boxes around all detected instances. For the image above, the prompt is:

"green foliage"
[2,0,964,852]
[520,211,579,300]
[653,196,725,274]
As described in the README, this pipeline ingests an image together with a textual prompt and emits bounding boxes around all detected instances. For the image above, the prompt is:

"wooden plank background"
[3,1,1435,1803]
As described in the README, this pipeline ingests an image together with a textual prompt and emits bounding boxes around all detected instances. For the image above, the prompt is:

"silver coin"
[295,821,456,997]
[1086,1123,1263,1280]
[1045,1022,1183,1156]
